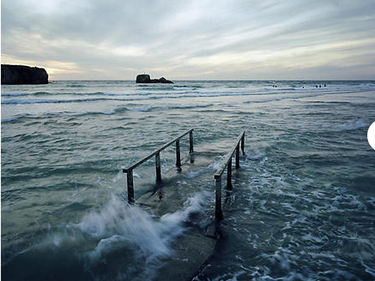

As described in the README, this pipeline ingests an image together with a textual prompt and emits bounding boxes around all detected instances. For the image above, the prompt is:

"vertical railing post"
[127,169,135,203]
[213,131,245,220]
[235,144,240,169]
[215,176,223,220]
[189,130,194,163]
[176,139,181,171]
[241,133,245,155]
[189,130,194,153]
[155,152,162,183]
[227,158,232,190]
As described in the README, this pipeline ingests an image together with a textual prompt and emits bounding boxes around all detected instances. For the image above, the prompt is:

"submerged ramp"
[134,150,221,281]
[122,129,246,280]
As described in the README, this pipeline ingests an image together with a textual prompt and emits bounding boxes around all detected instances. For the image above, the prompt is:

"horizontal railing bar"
[123,129,194,173]
[214,131,245,179]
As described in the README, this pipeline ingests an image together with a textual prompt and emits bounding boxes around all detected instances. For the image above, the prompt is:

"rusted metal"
[127,169,135,203]
[189,130,194,153]
[241,133,245,155]
[123,129,193,173]
[213,131,245,220]
[235,144,240,169]
[227,158,232,190]
[189,130,194,163]
[123,129,194,203]
[155,152,162,183]
[176,139,181,170]
[214,131,245,179]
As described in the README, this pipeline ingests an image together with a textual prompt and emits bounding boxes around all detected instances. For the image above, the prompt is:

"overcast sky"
[2,0,375,80]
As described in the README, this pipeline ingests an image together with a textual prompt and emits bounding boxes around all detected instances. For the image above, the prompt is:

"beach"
[2,80,375,280]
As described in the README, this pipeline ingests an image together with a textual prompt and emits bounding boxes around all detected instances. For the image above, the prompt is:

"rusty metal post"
[155,152,162,183]
[241,133,245,155]
[189,130,194,153]
[227,158,232,190]
[235,144,240,169]
[126,169,135,203]
[215,176,223,220]
[176,140,181,166]
[189,130,194,163]
[176,139,182,171]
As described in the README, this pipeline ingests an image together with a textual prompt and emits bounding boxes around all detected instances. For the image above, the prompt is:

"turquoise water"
[2,80,375,280]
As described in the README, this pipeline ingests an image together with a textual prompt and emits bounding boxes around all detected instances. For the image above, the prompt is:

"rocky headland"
[1,64,48,84]
[136,74,173,84]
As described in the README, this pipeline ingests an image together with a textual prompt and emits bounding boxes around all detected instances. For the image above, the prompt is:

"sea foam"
[78,192,209,261]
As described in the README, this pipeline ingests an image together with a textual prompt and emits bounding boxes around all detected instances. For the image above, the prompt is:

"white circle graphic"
[368,121,375,151]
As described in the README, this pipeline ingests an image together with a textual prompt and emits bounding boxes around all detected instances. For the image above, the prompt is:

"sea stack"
[136,74,173,84]
[1,64,48,84]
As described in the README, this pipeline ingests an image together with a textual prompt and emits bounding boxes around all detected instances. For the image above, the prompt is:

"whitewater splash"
[76,192,208,278]
[2,191,210,281]
[77,192,207,258]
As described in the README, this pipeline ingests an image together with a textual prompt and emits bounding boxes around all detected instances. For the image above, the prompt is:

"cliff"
[1,64,48,84]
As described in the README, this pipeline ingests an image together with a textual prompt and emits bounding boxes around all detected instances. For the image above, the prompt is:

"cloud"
[2,0,375,79]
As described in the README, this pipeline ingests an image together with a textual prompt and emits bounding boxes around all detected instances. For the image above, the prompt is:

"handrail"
[214,131,245,220]
[123,129,194,203]
[214,131,245,179]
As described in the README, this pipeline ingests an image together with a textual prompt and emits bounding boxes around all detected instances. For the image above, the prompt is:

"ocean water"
[2,80,375,280]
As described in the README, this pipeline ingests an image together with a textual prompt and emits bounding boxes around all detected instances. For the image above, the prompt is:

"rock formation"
[1,64,48,84]
[136,74,173,84]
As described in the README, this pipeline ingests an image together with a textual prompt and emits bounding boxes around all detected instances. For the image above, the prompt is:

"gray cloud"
[2,0,375,79]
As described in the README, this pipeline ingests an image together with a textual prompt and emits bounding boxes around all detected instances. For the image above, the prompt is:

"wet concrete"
[134,151,223,280]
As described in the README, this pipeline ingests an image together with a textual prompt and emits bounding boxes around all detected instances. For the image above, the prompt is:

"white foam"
[78,192,208,262]
[87,234,129,261]
[1,97,109,104]
[128,103,214,112]
[70,109,117,116]
[129,106,153,112]
[112,169,125,183]
[78,196,172,258]
[246,151,266,161]
[205,270,246,281]
[160,104,213,110]
[185,170,204,179]
[184,161,223,179]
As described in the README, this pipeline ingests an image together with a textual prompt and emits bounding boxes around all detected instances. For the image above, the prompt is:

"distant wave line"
[3,87,374,105]
[1,104,214,123]
[1,87,343,98]
[0,91,329,105]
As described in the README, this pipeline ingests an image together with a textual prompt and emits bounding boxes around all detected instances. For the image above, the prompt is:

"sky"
[1,0,375,80]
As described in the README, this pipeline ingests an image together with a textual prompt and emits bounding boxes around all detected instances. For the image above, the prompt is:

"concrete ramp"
[156,230,216,281]
[123,130,246,280]
[134,151,222,280]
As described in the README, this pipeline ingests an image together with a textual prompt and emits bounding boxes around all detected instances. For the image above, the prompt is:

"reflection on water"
[2,80,375,280]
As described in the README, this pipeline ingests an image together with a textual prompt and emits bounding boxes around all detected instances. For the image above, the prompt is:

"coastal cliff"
[1,64,48,84]
[136,74,173,84]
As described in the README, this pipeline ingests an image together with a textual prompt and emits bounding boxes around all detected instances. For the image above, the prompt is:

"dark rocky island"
[136,74,173,84]
[1,64,48,84]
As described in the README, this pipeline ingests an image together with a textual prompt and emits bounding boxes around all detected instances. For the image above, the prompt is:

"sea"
[1,80,375,281]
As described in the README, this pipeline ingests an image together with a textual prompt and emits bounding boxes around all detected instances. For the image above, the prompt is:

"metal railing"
[213,131,245,220]
[123,129,194,203]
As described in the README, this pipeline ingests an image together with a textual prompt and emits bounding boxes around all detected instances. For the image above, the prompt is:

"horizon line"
[43,79,375,82]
